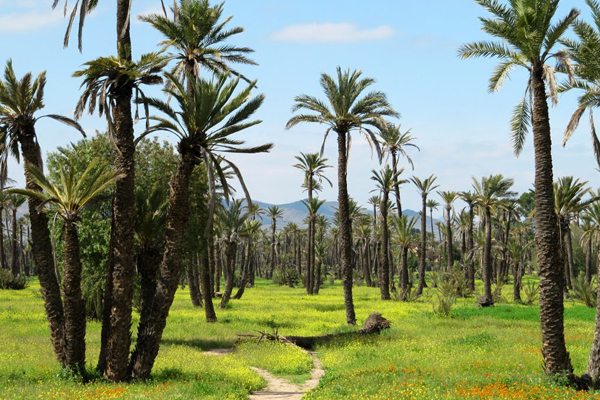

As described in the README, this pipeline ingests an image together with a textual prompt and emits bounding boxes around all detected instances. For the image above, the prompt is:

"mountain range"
[244,199,442,236]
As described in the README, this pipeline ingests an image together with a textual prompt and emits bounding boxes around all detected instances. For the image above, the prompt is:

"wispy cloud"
[0,8,63,32]
[270,22,394,43]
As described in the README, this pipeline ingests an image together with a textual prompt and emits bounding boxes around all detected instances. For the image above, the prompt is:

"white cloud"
[270,22,394,43]
[0,8,63,32]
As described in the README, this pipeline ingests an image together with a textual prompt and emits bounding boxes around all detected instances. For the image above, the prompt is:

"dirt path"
[204,349,324,400]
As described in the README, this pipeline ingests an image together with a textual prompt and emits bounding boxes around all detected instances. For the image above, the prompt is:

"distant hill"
[240,199,441,236]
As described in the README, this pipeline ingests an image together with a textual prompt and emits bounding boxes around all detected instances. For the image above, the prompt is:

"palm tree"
[128,72,271,379]
[393,215,417,299]
[141,0,257,86]
[266,206,284,278]
[0,60,85,366]
[293,152,332,295]
[553,177,594,290]
[216,199,248,308]
[460,191,478,291]
[10,159,120,376]
[581,215,596,284]
[287,67,398,324]
[371,166,400,299]
[411,175,439,295]
[473,174,515,306]
[438,191,459,271]
[560,0,600,170]
[303,198,326,294]
[55,0,143,379]
[379,124,419,216]
[459,0,579,377]
[506,239,527,302]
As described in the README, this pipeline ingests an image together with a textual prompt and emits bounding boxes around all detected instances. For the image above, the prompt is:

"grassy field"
[1,277,599,399]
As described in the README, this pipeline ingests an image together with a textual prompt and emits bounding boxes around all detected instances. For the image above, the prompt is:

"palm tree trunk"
[63,221,87,376]
[587,243,600,381]
[98,209,115,374]
[392,151,402,216]
[199,242,217,322]
[0,206,7,271]
[513,261,521,302]
[446,206,453,270]
[186,262,202,307]
[18,131,65,366]
[220,241,236,308]
[531,67,572,376]
[337,131,356,325]
[363,240,372,287]
[11,208,18,276]
[380,191,390,300]
[417,195,427,295]
[270,221,276,278]
[400,246,409,299]
[482,207,493,305]
[129,156,195,379]
[234,241,250,299]
[467,206,475,291]
[586,238,593,285]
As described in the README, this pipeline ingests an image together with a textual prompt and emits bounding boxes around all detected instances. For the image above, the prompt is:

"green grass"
[0,277,599,399]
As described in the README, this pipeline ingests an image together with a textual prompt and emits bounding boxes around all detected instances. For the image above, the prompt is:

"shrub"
[433,280,456,317]
[523,281,539,305]
[0,270,29,290]
[571,275,597,308]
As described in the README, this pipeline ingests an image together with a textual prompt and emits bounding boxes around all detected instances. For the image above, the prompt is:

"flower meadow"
[1,278,600,399]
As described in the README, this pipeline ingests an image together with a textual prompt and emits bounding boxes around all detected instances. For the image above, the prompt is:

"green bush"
[0,270,28,290]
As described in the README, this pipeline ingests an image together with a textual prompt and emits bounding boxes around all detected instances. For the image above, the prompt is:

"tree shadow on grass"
[160,338,236,351]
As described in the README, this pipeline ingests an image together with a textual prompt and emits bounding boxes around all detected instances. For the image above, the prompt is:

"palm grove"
[2,0,600,391]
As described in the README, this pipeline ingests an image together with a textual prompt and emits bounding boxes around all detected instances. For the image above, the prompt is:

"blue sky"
[0,0,596,218]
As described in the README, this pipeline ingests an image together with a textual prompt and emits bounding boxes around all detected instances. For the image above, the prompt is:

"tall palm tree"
[0,60,85,366]
[266,206,284,278]
[411,175,439,295]
[141,0,257,86]
[128,72,271,379]
[55,0,142,380]
[379,124,419,216]
[287,67,397,324]
[473,174,515,306]
[73,51,168,380]
[371,166,400,299]
[393,215,417,299]
[438,191,459,271]
[459,0,580,377]
[10,159,120,376]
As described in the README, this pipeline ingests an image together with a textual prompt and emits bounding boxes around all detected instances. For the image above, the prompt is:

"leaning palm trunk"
[233,241,251,299]
[338,131,356,325]
[129,155,195,379]
[531,68,572,376]
[63,221,87,376]
[18,131,65,365]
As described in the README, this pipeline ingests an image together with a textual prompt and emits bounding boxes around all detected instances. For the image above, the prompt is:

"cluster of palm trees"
[0,0,271,381]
